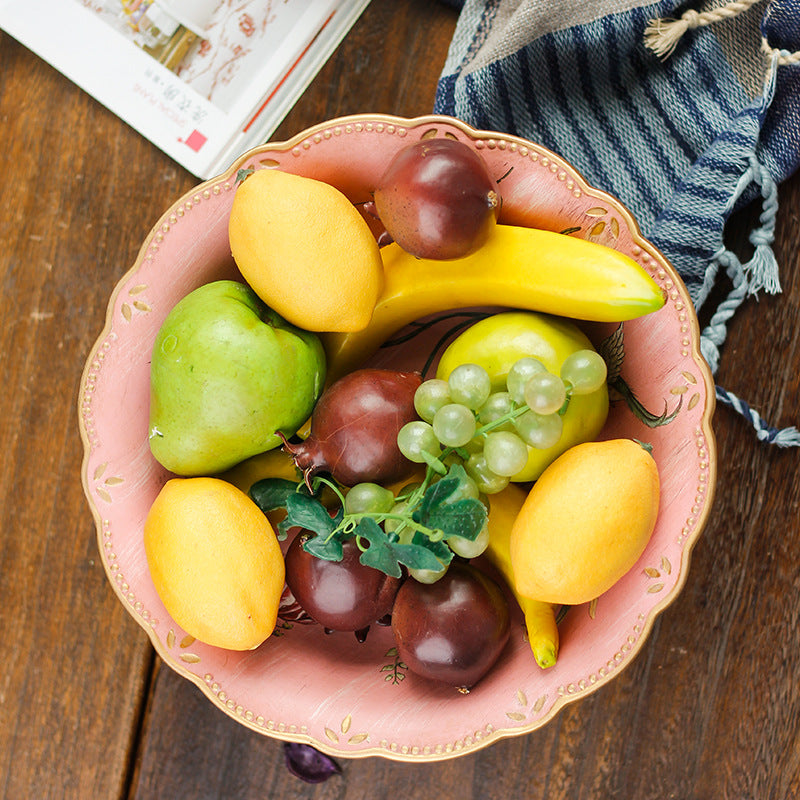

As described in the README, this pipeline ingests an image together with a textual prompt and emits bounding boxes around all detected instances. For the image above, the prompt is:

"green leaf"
[276,516,294,541]
[391,544,444,572]
[414,464,487,542]
[303,532,344,562]
[418,473,460,515]
[393,535,453,571]
[285,493,337,537]
[413,532,454,561]
[430,497,487,541]
[249,478,299,514]
[354,519,402,578]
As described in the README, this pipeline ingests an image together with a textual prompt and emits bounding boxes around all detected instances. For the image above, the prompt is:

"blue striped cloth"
[435,0,800,444]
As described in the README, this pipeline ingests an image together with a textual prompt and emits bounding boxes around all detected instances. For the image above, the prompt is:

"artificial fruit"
[149,280,325,475]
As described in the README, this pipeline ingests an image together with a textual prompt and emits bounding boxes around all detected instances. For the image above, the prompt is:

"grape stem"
[469,387,575,441]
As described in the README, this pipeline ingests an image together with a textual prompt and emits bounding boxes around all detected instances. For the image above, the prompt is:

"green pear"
[149,280,326,476]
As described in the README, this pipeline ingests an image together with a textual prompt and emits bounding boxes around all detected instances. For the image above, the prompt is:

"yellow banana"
[321,224,665,380]
[484,483,560,669]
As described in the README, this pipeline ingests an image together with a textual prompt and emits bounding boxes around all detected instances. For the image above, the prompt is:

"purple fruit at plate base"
[283,741,341,783]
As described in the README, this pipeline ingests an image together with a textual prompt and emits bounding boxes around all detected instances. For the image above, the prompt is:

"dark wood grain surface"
[2,1,799,797]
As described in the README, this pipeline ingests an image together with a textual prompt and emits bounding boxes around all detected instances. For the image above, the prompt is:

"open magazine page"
[0,0,370,176]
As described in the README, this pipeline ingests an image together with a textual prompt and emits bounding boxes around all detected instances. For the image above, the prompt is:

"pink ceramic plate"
[79,114,716,762]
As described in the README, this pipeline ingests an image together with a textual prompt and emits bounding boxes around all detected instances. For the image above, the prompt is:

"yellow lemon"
[228,169,383,332]
[510,439,659,605]
[144,477,285,650]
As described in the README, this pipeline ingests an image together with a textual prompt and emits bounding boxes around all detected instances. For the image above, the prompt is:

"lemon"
[144,477,285,650]
[509,439,660,605]
[228,169,383,332]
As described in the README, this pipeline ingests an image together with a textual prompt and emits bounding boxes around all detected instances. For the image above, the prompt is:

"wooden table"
[2,1,799,797]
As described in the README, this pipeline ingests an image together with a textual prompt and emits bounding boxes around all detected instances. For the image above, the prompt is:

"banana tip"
[533,645,558,669]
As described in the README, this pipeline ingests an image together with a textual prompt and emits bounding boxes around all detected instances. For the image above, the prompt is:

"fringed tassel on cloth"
[646,0,800,66]
[644,0,764,59]
[700,153,780,371]
[699,152,799,445]
[716,387,800,446]
[761,34,800,66]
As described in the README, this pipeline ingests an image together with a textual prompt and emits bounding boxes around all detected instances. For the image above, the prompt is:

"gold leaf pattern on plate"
[121,303,132,322]
[324,728,339,743]
[93,463,107,481]
[589,221,606,236]
[661,556,672,574]
[128,284,148,295]
[341,715,352,734]
[180,653,201,664]
[647,583,664,594]
[688,393,700,410]
[533,695,547,713]
[585,207,608,217]
[180,635,196,648]
[516,689,527,707]
[644,567,660,578]
[681,371,697,384]
[348,733,369,745]
[506,711,527,722]
[96,487,112,504]
[133,300,152,313]
[167,630,175,648]
[104,476,124,486]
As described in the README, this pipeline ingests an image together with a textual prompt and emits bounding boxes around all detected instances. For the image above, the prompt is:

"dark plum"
[282,742,341,783]
[283,368,421,488]
[284,530,403,638]
[390,561,510,691]
[372,138,500,260]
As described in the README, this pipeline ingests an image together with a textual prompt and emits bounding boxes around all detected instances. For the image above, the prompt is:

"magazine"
[0,0,371,177]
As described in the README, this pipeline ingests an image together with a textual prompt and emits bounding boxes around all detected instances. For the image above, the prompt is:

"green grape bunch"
[398,353,607,496]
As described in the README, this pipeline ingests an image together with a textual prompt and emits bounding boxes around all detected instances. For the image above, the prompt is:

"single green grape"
[483,431,529,477]
[447,363,492,410]
[447,520,490,559]
[523,371,567,415]
[506,357,547,403]
[344,482,395,515]
[397,420,441,463]
[477,391,515,430]
[465,452,509,494]
[414,378,451,422]
[383,500,408,534]
[514,410,563,449]
[432,403,477,447]
[561,349,608,395]
[448,473,480,501]
[408,563,449,584]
